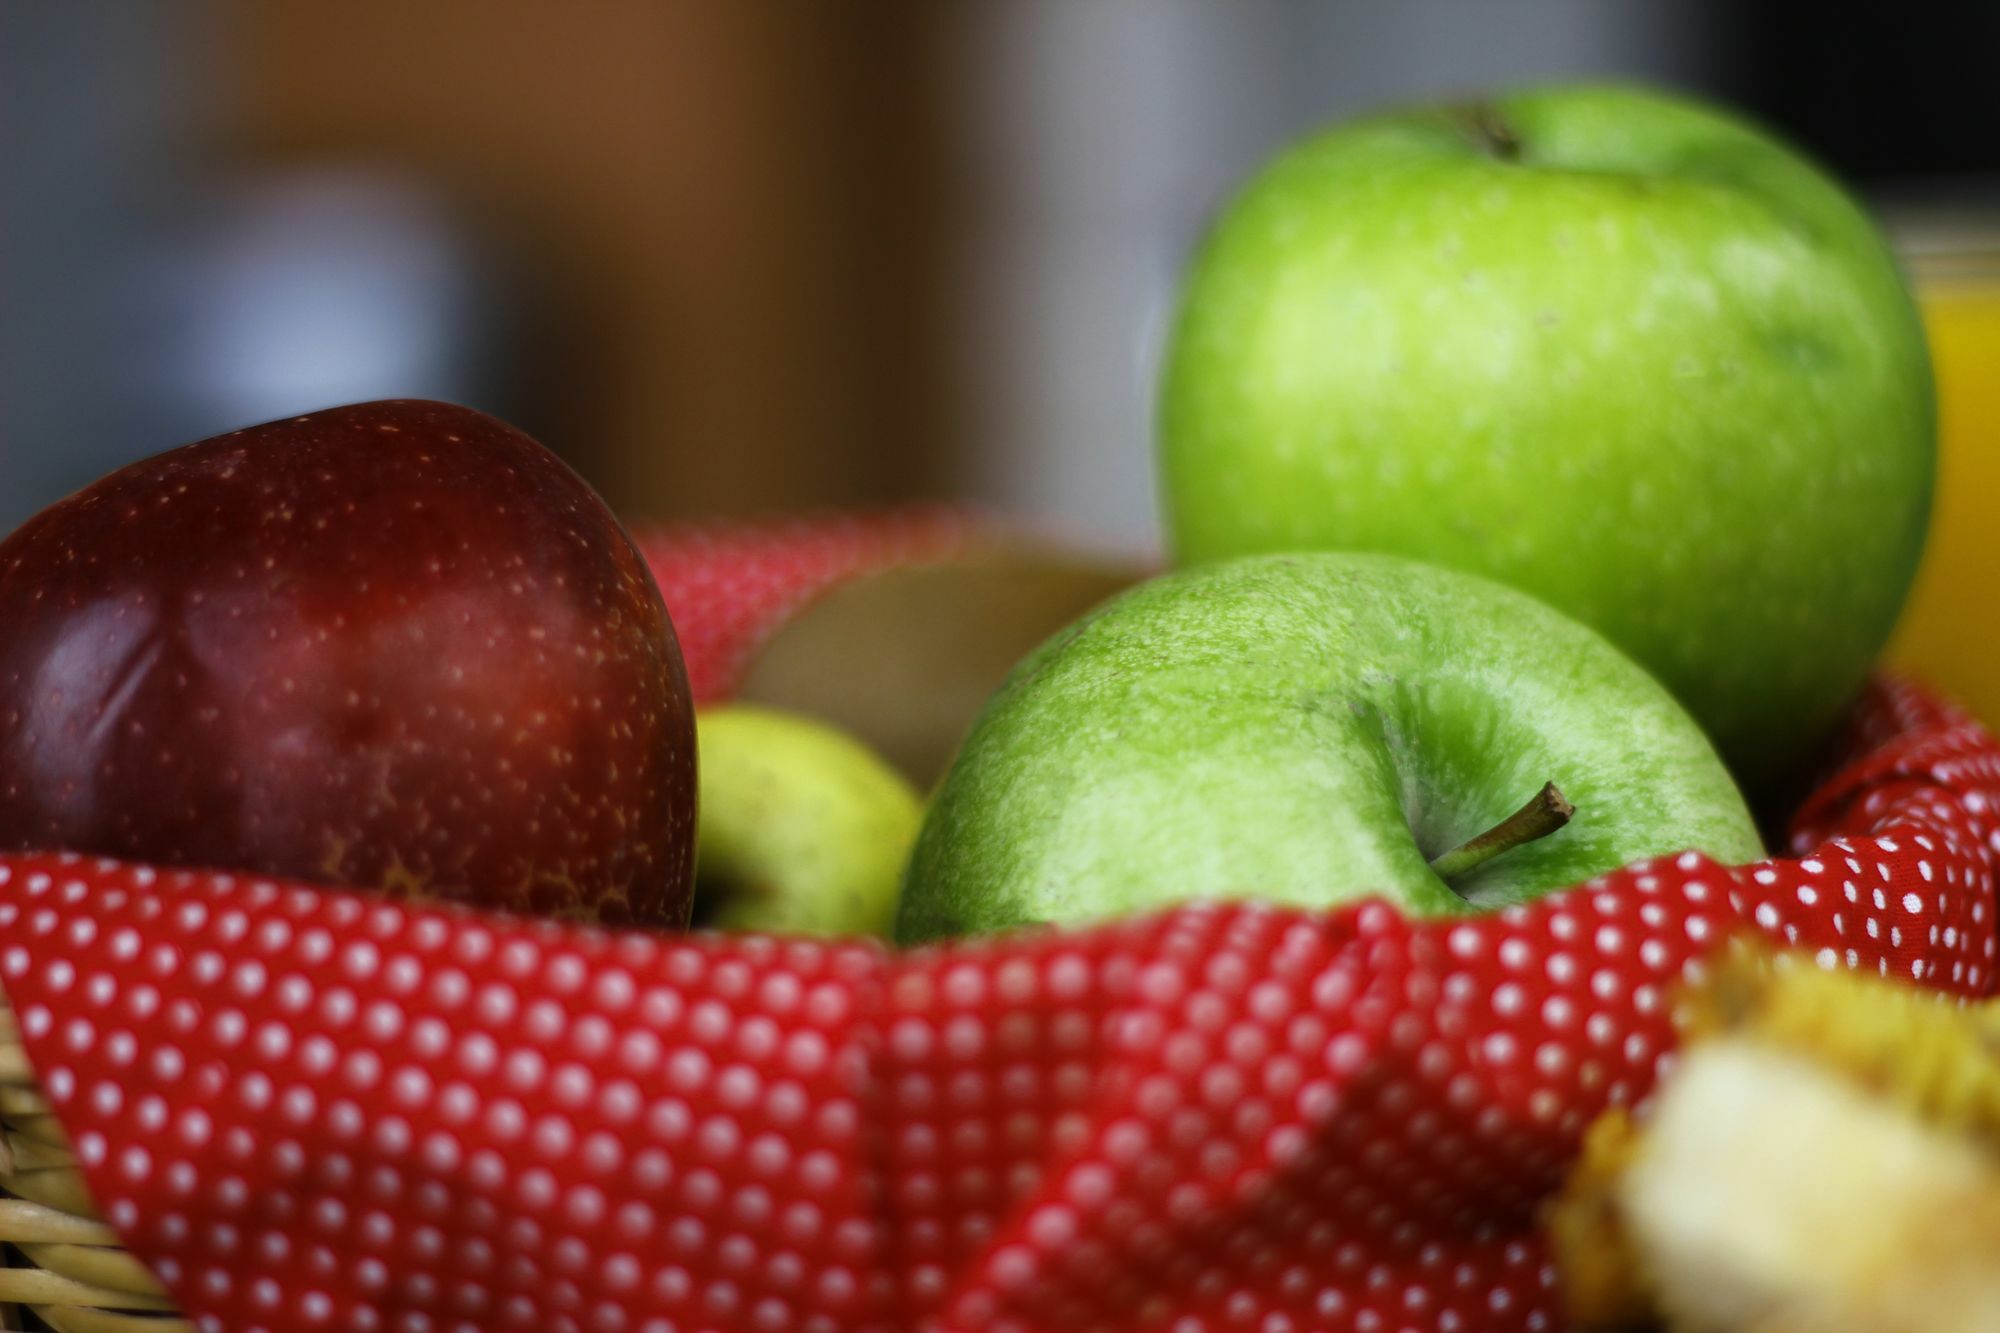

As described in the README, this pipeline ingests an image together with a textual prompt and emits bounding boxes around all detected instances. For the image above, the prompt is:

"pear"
[693,705,921,937]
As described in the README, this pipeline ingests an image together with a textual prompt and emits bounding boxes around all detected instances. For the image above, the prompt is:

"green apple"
[896,552,1761,942]
[694,705,923,936]
[1157,83,1934,792]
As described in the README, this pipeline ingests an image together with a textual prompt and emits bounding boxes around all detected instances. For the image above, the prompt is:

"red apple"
[0,400,696,925]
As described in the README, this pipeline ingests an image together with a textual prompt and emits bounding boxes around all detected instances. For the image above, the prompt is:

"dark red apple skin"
[0,400,696,926]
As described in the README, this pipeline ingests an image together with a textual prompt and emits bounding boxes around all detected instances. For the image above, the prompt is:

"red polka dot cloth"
[637,508,984,704]
[0,678,1993,1332]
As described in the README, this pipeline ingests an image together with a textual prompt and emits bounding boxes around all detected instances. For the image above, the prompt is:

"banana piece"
[1553,951,2000,1332]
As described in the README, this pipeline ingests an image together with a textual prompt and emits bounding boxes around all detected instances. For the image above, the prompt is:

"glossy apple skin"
[0,400,696,926]
[1158,84,1934,793]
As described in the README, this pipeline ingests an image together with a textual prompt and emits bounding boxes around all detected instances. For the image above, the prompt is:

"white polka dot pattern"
[0,873,892,1332]
[0,677,1992,1331]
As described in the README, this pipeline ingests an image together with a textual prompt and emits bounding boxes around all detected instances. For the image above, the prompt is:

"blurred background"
[5,2,1998,684]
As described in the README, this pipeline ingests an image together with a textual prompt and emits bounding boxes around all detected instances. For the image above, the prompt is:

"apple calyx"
[1428,781,1574,883]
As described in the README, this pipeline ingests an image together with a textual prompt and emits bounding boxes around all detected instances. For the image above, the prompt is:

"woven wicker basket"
[0,990,185,1332]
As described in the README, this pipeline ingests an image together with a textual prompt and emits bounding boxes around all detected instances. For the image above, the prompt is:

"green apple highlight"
[896,553,1761,942]
[1157,84,1934,791]
[694,705,922,936]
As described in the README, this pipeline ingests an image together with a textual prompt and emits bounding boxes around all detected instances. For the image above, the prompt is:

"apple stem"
[1428,782,1574,883]
[1455,102,1521,162]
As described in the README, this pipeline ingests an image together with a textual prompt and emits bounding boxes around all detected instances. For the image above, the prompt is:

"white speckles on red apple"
[0,400,696,925]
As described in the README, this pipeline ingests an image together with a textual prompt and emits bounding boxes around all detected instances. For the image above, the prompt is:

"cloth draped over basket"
[0,678,1990,1332]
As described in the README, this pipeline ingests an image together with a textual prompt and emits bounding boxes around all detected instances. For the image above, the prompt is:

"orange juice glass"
[1886,215,2000,725]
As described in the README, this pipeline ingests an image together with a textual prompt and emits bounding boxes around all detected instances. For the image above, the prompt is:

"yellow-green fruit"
[694,705,923,937]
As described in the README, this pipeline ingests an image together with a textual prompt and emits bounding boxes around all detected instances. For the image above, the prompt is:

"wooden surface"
[204,0,955,523]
